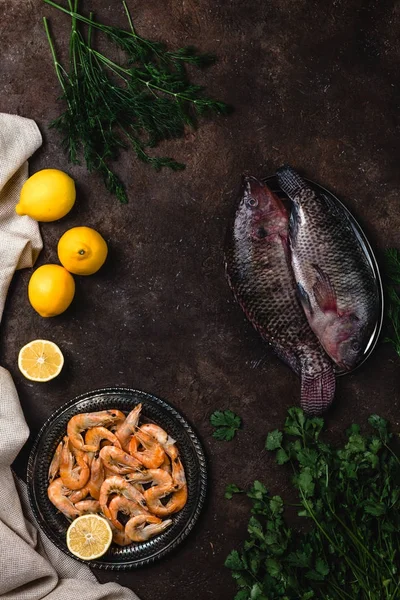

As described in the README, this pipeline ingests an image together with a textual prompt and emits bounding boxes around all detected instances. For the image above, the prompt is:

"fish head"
[329,314,368,370]
[236,176,288,241]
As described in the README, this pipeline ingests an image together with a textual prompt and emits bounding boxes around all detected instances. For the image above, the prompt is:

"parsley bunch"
[43,0,229,202]
[225,408,400,599]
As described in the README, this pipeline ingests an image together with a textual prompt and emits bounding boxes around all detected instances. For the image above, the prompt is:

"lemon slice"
[66,514,113,560]
[18,340,64,382]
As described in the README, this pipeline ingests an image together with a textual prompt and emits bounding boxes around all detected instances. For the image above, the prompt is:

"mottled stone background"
[1,0,399,598]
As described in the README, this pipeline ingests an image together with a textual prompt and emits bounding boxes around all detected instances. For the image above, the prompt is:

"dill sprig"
[384,248,400,356]
[43,0,229,202]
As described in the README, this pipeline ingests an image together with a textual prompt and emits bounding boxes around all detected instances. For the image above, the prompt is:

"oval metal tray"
[27,388,207,570]
[263,175,384,375]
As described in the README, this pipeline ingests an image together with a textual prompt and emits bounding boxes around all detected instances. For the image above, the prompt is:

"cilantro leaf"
[269,495,284,515]
[225,483,244,499]
[234,591,249,600]
[265,429,283,450]
[210,410,241,441]
[250,583,262,599]
[315,558,329,577]
[247,480,268,501]
[265,557,281,577]
[364,500,386,516]
[225,550,245,570]
[276,448,290,464]
[297,468,315,497]
[368,414,389,442]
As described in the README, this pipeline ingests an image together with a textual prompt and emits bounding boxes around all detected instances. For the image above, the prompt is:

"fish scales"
[224,176,335,414]
[276,165,379,370]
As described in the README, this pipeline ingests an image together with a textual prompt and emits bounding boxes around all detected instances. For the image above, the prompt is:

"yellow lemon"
[18,340,64,382]
[57,227,108,275]
[28,264,75,317]
[16,169,76,222]
[66,514,113,560]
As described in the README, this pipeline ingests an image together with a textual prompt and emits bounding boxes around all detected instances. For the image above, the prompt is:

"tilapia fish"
[276,165,379,371]
[224,176,335,414]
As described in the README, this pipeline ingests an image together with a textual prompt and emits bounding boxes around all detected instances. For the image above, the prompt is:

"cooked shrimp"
[125,514,172,542]
[115,404,142,450]
[144,483,188,517]
[67,410,125,451]
[99,446,144,475]
[111,525,132,547]
[125,468,173,488]
[48,440,63,482]
[128,429,165,469]
[171,456,186,489]
[47,478,80,520]
[140,424,179,460]
[103,466,117,480]
[59,436,90,490]
[108,495,149,531]
[86,454,105,500]
[99,475,147,520]
[68,486,90,503]
[84,426,122,451]
[75,500,102,515]
[160,454,171,474]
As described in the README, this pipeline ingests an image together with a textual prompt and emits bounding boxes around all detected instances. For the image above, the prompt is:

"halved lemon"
[18,340,64,382]
[66,514,113,560]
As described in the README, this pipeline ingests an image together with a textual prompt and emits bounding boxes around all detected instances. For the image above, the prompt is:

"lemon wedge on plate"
[18,340,64,382]
[66,514,113,560]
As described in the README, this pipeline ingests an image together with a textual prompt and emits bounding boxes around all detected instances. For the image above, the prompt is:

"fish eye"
[351,340,361,352]
[245,196,258,208]
[257,227,267,239]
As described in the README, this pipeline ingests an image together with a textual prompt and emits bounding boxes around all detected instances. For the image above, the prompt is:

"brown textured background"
[1,0,400,598]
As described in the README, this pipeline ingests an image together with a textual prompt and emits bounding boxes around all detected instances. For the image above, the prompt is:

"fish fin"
[321,192,342,215]
[300,367,336,415]
[312,264,337,313]
[276,165,311,200]
[297,282,313,315]
[289,203,301,243]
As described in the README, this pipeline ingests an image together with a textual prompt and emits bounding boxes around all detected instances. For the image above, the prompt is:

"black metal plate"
[27,388,207,570]
[263,175,384,375]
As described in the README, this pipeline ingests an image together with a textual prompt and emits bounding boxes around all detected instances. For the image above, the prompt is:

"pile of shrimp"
[47,404,187,547]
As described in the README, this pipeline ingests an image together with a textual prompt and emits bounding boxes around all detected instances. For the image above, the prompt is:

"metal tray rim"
[27,387,208,570]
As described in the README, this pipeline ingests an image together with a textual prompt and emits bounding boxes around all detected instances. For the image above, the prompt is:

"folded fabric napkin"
[0,113,139,599]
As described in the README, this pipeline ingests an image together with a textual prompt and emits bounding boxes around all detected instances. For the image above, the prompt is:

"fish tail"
[276,165,308,199]
[300,367,336,415]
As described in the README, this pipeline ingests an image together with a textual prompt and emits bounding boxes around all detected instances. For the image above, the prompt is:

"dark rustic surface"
[1,1,400,598]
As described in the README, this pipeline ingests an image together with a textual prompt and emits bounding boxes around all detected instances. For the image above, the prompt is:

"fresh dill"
[43,0,229,203]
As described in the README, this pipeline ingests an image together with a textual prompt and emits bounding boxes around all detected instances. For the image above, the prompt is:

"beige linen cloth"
[0,113,139,599]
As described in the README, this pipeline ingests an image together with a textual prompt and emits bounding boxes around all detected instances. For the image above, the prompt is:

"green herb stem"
[43,0,228,202]
[43,17,68,94]
[227,409,399,599]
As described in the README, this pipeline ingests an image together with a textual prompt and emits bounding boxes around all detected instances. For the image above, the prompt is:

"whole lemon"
[16,169,76,222]
[58,227,108,275]
[28,265,75,317]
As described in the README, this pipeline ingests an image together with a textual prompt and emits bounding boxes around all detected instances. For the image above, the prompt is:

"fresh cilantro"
[225,550,245,570]
[276,448,290,465]
[225,483,244,499]
[265,429,283,450]
[225,409,400,599]
[210,409,241,441]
